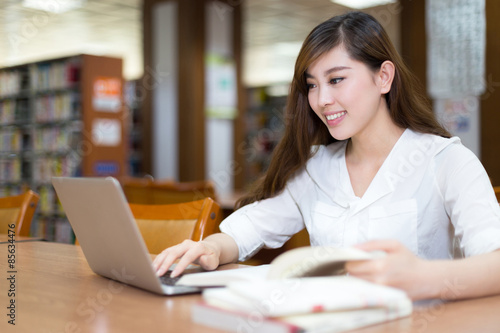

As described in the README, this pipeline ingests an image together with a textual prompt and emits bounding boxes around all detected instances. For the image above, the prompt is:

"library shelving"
[124,79,143,177]
[0,54,127,243]
[243,87,287,186]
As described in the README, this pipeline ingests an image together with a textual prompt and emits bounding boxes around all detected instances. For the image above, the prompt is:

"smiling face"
[306,46,392,142]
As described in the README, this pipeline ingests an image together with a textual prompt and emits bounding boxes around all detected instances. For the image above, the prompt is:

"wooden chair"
[129,197,221,254]
[0,190,40,237]
[150,180,217,204]
[122,177,217,205]
[121,176,155,204]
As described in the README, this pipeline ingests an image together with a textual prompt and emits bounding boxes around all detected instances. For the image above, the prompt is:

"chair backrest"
[128,197,221,254]
[494,186,500,202]
[122,177,217,205]
[0,190,40,236]
[121,176,155,204]
[151,180,217,204]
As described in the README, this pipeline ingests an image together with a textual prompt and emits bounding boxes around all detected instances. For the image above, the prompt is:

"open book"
[178,245,385,287]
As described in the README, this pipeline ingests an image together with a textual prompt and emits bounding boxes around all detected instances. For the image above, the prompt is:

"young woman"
[153,11,500,300]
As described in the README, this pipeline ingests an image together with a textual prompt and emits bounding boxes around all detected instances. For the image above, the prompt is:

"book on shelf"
[30,58,80,91]
[0,70,23,97]
[1,54,126,244]
[191,276,412,333]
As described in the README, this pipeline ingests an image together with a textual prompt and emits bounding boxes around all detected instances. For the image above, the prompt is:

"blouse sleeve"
[435,142,500,257]
[219,176,306,262]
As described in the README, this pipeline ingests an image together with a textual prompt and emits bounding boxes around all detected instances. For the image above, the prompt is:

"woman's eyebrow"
[324,66,351,76]
[305,66,351,79]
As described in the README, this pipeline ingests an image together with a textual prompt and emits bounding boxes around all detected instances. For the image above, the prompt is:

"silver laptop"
[52,176,203,295]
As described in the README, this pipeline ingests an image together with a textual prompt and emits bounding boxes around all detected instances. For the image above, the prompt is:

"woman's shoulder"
[406,129,462,153]
[406,129,478,164]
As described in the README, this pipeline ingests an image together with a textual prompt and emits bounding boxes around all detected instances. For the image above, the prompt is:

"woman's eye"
[307,83,316,90]
[330,78,343,84]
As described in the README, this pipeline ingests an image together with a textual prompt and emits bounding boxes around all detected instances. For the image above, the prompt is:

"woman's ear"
[378,60,395,94]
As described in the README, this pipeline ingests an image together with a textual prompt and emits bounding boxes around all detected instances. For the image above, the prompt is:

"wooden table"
[1,241,500,332]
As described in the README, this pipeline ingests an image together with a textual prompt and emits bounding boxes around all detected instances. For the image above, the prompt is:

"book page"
[267,246,383,279]
[177,264,270,287]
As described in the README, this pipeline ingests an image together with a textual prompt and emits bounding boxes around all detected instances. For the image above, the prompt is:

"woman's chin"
[328,129,350,141]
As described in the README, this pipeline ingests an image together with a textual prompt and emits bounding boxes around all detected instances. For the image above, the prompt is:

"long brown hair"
[236,11,450,208]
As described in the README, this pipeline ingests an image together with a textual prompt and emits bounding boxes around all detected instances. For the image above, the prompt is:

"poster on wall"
[91,118,121,147]
[426,0,485,158]
[434,97,478,133]
[92,76,122,112]
[205,54,237,119]
[426,0,486,98]
[434,96,480,156]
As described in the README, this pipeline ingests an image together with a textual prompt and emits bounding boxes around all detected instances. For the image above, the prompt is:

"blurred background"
[1,0,499,242]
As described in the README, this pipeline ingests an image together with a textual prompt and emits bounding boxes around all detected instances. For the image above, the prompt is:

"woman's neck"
[346,121,405,165]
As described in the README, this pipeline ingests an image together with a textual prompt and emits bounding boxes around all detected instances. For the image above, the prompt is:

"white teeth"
[326,112,346,120]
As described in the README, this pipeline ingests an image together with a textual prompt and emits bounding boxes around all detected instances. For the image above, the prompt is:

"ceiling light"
[330,0,397,9]
[22,0,86,14]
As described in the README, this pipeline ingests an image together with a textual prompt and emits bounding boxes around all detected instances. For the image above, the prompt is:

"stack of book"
[192,276,411,333]
[186,246,413,333]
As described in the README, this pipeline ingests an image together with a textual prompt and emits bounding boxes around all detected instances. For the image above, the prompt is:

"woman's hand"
[345,239,433,300]
[153,239,220,277]
[152,233,239,278]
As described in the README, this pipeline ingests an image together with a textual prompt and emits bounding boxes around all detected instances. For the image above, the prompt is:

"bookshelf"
[0,54,127,243]
[124,79,143,176]
[243,87,286,186]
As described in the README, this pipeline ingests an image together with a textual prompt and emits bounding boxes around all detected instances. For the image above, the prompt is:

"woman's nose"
[318,86,335,106]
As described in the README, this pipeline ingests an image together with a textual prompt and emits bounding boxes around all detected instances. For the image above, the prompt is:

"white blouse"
[220,129,500,262]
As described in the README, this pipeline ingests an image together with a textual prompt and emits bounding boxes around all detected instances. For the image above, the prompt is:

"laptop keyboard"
[159,271,182,286]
